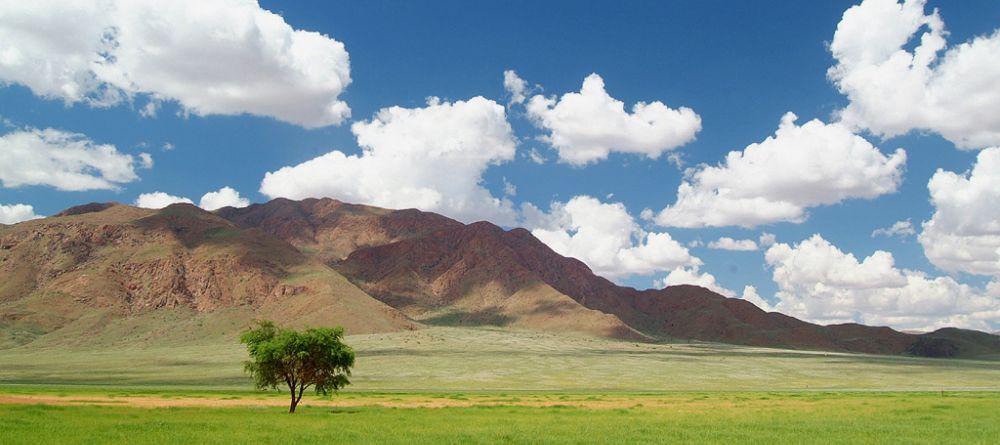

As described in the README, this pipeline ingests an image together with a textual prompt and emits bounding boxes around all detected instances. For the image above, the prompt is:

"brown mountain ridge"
[1,198,997,359]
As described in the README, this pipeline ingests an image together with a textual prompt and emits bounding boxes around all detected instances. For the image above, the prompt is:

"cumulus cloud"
[919,147,1000,277]
[758,232,777,247]
[707,237,758,251]
[765,234,1000,331]
[829,0,1000,149]
[655,265,735,297]
[138,153,153,169]
[503,70,529,106]
[0,0,351,128]
[639,208,655,222]
[522,195,700,281]
[0,127,144,191]
[261,96,518,225]
[872,219,915,238]
[0,203,42,224]
[526,148,546,164]
[199,186,250,211]
[134,192,193,209]
[525,73,701,165]
[656,113,906,228]
[739,285,774,312]
[654,266,765,308]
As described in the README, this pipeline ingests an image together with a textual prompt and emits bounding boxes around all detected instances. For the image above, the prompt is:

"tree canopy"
[240,320,355,413]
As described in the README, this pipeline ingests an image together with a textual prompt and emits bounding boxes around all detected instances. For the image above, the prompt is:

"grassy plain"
[1,327,998,390]
[1,391,999,444]
[2,327,999,443]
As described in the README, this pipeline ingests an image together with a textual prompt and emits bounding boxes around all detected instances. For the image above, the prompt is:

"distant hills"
[1,198,997,359]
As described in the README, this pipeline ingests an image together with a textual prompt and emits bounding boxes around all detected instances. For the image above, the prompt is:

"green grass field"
[2,327,999,443]
[1,391,998,444]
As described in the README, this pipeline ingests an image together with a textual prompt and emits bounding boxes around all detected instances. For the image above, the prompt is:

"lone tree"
[240,320,355,413]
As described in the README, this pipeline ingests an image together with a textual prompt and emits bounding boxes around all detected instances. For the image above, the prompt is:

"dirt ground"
[0,393,664,409]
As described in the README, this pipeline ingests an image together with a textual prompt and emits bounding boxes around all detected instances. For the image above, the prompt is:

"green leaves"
[240,320,355,411]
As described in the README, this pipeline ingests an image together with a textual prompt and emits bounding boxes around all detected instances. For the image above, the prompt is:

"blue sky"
[1,0,999,331]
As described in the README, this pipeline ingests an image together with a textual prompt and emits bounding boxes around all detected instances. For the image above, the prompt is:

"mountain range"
[1,198,997,359]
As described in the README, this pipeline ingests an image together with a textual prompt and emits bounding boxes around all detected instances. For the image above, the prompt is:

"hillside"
[224,198,999,358]
[0,202,414,349]
[217,198,461,263]
[334,220,912,355]
[1,198,997,359]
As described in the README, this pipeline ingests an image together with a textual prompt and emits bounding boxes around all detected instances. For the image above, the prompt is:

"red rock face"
[338,222,541,305]
[218,198,462,262]
[0,202,420,348]
[0,204,297,313]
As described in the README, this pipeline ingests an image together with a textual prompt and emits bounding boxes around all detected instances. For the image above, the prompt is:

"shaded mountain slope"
[335,221,645,340]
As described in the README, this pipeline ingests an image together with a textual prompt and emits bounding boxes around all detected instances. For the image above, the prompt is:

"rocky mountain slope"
[0,202,414,348]
[2,198,997,358]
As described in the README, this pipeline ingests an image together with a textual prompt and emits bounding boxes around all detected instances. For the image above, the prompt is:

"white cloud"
[872,219,915,238]
[134,192,193,209]
[656,113,906,228]
[0,203,42,224]
[639,208,655,222]
[162,142,175,151]
[0,128,143,191]
[707,237,758,251]
[919,147,1000,277]
[764,234,1000,331]
[0,0,351,128]
[260,96,518,225]
[523,195,700,281]
[134,187,250,211]
[200,186,250,211]
[829,0,1000,149]
[655,266,735,297]
[139,100,160,118]
[739,285,774,312]
[501,177,517,197]
[503,70,528,106]
[666,152,685,169]
[138,152,153,169]
[758,232,777,247]
[525,73,701,165]
[656,267,770,310]
[526,148,546,164]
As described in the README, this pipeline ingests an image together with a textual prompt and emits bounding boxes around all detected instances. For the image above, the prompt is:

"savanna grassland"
[2,327,999,444]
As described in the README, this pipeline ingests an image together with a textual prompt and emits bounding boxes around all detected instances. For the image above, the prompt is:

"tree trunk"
[288,384,298,413]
